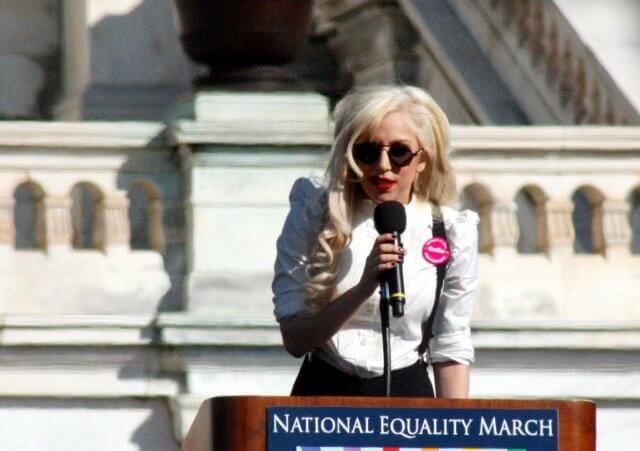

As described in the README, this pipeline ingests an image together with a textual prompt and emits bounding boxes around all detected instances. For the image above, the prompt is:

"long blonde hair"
[305,85,457,308]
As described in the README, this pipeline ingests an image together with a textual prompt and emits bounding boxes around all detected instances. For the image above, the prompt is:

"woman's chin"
[363,188,404,204]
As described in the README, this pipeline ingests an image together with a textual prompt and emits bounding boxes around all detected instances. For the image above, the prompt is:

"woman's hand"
[357,233,405,297]
[280,233,404,358]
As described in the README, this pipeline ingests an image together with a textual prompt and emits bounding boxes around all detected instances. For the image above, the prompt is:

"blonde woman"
[272,85,478,397]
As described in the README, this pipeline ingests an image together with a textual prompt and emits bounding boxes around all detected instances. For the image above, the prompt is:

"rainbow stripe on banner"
[295,448,526,451]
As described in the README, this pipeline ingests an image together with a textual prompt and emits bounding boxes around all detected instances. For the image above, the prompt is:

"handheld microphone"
[373,201,407,318]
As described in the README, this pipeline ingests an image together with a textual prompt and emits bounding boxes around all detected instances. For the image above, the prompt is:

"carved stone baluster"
[0,197,15,250]
[602,200,631,256]
[473,203,493,254]
[44,196,73,250]
[529,1,545,64]
[559,42,574,106]
[104,194,131,253]
[545,22,560,82]
[590,200,605,254]
[587,83,602,124]
[490,201,519,253]
[545,200,574,254]
[573,59,587,123]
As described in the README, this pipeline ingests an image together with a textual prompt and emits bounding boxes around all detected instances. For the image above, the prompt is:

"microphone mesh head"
[374,201,407,234]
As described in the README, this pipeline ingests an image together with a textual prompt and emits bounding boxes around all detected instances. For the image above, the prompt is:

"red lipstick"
[371,177,396,191]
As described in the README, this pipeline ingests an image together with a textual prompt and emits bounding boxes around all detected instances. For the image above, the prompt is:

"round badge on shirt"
[422,237,450,266]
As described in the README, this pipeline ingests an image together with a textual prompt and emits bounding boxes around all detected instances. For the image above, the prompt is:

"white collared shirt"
[272,178,479,378]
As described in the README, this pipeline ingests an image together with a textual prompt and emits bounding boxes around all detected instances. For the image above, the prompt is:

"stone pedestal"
[171,91,330,318]
[170,90,331,124]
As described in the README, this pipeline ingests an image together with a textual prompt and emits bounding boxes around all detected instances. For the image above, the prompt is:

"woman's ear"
[416,151,428,173]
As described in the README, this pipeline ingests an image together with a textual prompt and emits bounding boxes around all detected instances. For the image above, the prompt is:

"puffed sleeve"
[272,178,326,322]
[428,207,479,365]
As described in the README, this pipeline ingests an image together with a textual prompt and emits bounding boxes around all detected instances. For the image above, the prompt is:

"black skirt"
[290,354,434,397]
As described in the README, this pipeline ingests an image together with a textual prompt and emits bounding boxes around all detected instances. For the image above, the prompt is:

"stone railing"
[451,126,640,257]
[2,121,639,319]
[0,123,639,262]
[312,0,640,126]
[170,114,640,323]
[0,122,170,252]
[450,0,640,125]
[0,122,186,314]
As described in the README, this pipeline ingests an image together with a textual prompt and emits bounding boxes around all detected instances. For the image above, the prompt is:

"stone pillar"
[489,201,519,255]
[0,0,60,118]
[602,199,632,256]
[44,196,73,251]
[0,197,15,252]
[103,194,130,254]
[54,0,89,119]
[545,200,574,255]
[174,91,330,316]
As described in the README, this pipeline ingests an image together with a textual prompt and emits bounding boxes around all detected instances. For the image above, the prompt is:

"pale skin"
[280,110,470,398]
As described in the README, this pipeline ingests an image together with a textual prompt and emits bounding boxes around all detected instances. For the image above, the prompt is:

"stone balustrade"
[451,0,640,125]
[1,121,638,320]
[451,126,640,257]
[3,123,637,256]
[0,122,185,314]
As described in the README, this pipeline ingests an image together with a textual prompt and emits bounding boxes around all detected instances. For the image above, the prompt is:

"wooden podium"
[181,396,595,451]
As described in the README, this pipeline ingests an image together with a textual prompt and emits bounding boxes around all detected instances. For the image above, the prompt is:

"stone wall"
[0,122,186,313]
[2,121,639,318]
[0,116,639,450]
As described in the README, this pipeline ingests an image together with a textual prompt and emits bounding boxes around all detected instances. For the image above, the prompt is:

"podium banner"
[268,406,558,451]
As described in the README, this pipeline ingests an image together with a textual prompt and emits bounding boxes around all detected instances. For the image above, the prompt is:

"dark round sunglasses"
[352,141,423,167]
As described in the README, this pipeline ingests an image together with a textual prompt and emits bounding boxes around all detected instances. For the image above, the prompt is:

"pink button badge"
[422,237,450,266]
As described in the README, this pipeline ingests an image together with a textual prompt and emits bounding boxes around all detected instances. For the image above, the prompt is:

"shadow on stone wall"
[116,128,186,312]
[83,0,199,120]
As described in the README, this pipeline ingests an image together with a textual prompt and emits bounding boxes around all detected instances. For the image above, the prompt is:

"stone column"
[602,199,632,256]
[0,0,60,118]
[0,197,15,252]
[54,0,89,119]
[545,200,574,255]
[44,196,73,251]
[103,194,130,254]
[489,201,519,255]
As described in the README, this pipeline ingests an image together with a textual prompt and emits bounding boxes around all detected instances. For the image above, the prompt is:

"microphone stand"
[379,280,392,397]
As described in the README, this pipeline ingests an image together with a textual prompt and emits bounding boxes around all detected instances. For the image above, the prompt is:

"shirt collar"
[355,194,432,228]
